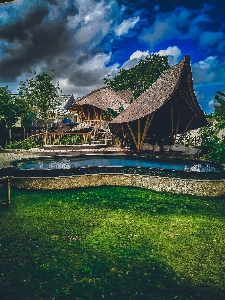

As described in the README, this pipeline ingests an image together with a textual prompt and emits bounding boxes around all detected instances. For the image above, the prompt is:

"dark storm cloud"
[0,8,49,42]
[69,70,103,87]
[0,7,73,80]
[0,0,122,94]
[0,0,15,3]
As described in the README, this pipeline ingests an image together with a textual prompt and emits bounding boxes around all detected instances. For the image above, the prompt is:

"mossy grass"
[0,186,225,299]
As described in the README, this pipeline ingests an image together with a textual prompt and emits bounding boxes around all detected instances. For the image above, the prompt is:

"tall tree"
[0,86,23,127]
[104,54,170,101]
[18,70,61,125]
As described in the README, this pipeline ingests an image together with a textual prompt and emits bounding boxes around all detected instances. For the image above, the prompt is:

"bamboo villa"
[109,55,209,151]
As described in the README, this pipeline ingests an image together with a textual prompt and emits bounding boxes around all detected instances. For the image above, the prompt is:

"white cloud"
[195,91,205,100]
[120,50,149,70]
[83,53,111,70]
[121,59,139,70]
[198,56,218,69]
[208,99,216,108]
[192,56,225,84]
[120,46,182,71]
[130,50,150,60]
[67,0,117,47]
[114,16,140,36]
[58,79,80,97]
[156,46,182,65]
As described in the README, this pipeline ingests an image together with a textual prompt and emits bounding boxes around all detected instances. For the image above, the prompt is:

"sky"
[0,0,225,114]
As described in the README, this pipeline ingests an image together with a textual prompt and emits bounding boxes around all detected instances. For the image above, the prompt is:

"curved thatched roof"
[70,87,132,112]
[110,55,207,126]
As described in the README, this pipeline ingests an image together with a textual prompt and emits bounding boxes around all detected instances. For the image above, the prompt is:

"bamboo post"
[127,123,138,149]
[175,112,180,141]
[7,177,10,208]
[137,119,141,150]
[171,101,174,144]
[140,113,155,149]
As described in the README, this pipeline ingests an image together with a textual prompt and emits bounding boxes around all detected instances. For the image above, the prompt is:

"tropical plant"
[200,126,223,163]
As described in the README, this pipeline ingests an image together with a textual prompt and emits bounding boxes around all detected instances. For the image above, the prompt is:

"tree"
[199,90,225,164]
[214,90,225,129]
[0,86,23,127]
[18,70,61,126]
[104,54,170,101]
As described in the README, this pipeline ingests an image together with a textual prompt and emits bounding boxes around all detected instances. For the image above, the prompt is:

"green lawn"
[0,186,225,299]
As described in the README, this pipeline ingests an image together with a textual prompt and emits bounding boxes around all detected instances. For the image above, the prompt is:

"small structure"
[70,87,132,123]
[70,87,132,143]
[109,55,209,150]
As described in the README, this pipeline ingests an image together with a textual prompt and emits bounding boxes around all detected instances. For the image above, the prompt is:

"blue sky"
[0,0,225,113]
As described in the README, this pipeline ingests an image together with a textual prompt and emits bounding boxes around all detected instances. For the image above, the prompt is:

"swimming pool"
[14,155,220,172]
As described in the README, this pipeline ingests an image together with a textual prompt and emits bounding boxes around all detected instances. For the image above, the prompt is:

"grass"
[0,186,225,299]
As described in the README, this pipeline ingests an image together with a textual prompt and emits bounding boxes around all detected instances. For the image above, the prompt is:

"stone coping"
[9,173,225,197]
[0,151,224,197]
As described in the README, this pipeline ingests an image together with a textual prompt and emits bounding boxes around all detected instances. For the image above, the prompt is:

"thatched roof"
[110,55,207,126]
[70,87,132,112]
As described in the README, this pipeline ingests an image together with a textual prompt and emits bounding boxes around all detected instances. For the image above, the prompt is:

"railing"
[21,131,91,147]
[19,120,113,147]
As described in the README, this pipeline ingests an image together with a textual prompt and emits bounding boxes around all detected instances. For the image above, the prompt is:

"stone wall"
[11,174,225,197]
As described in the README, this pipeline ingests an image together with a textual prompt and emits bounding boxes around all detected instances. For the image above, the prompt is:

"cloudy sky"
[0,0,225,113]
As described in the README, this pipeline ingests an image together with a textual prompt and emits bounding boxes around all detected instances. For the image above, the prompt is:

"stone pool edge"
[11,174,225,197]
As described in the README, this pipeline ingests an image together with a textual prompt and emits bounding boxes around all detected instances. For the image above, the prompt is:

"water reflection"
[184,164,216,172]
[18,157,219,172]
[39,159,71,169]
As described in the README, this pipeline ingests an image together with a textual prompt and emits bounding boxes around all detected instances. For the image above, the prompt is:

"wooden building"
[109,55,209,150]
[70,87,132,125]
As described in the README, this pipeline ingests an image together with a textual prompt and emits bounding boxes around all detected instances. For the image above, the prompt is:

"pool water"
[15,156,219,172]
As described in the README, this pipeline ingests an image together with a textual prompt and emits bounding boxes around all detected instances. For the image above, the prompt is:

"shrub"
[200,124,225,164]
[5,139,42,150]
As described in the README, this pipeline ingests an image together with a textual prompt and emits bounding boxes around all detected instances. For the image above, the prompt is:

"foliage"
[0,186,225,299]
[0,86,25,127]
[200,124,225,163]
[107,108,118,119]
[58,134,81,145]
[5,138,42,150]
[200,90,225,164]
[18,70,61,123]
[214,90,225,129]
[21,112,36,127]
[104,54,170,100]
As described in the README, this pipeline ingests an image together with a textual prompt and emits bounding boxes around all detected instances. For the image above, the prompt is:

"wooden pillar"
[177,116,194,143]
[137,119,141,150]
[171,101,174,144]
[175,112,180,141]
[127,123,138,149]
[140,113,155,150]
